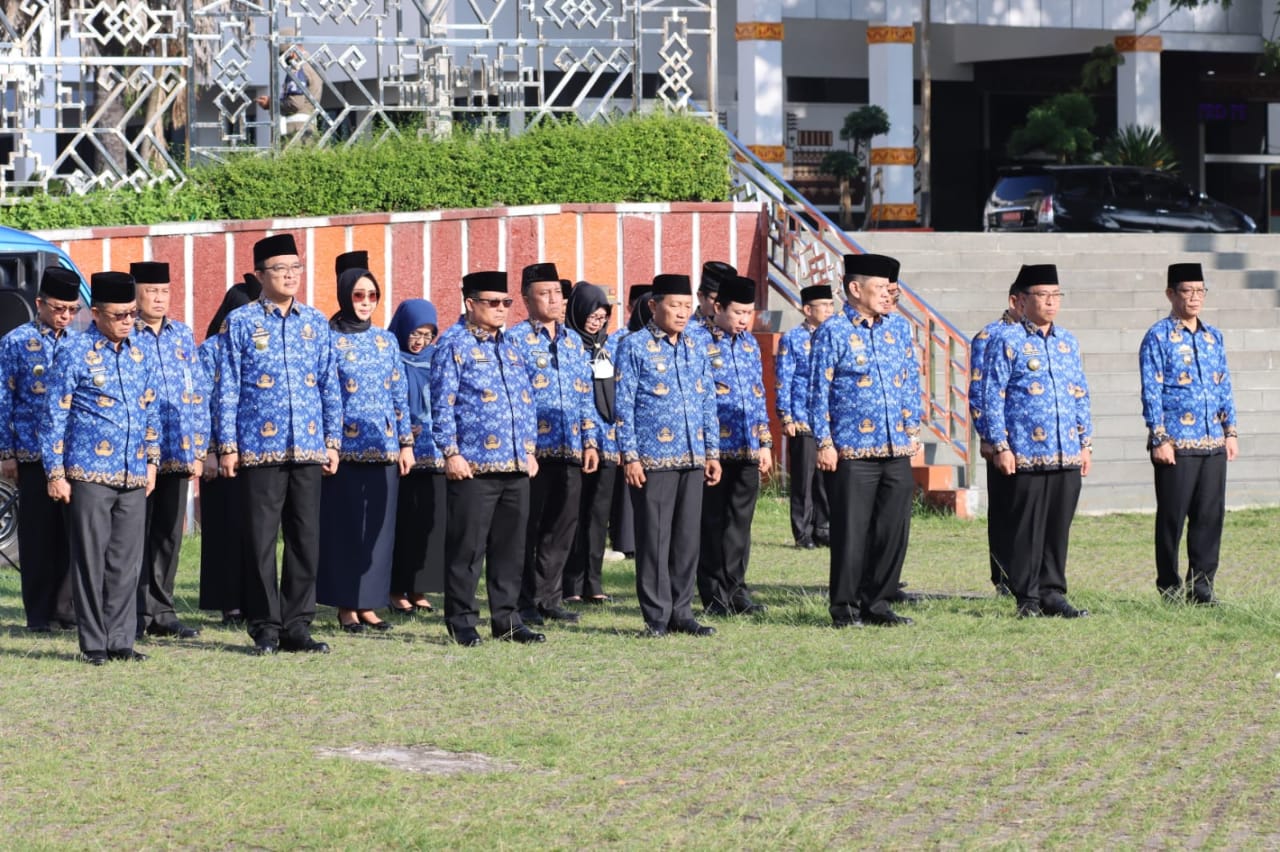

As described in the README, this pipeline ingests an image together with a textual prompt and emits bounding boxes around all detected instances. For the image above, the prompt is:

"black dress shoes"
[519,607,546,626]
[641,623,668,638]
[1043,600,1089,619]
[703,601,731,617]
[1187,591,1219,606]
[28,624,53,634]
[448,625,484,647]
[146,621,201,639]
[108,649,148,661]
[84,651,108,666]
[498,625,546,644]
[795,538,816,550]
[538,605,580,623]
[994,583,1013,597]
[340,620,365,634]
[668,619,715,637]
[863,610,914,627]
[832,616,864,629]
[280,633,330,653]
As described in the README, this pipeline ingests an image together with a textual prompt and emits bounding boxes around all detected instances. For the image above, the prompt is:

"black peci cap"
[843,253,900,282]
[39,266,82,302]
[462,270,509,296]
[253,233,299,266]
[129,261,170,285]
[1012,264,1059,292]
[1167,262,1204,286]
[800,284,833,303]
[90,271,136,304]
[651,273,692,296]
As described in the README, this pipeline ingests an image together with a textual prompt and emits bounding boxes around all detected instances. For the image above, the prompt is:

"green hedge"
[0,114,731,231]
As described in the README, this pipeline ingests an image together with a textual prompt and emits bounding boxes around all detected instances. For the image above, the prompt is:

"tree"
[819,105,890,229]
[1007,92,1096,163]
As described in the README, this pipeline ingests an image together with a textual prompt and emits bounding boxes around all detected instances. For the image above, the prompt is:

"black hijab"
[330,268,379,333]
[566,281,612,351]
[205,274,262,339]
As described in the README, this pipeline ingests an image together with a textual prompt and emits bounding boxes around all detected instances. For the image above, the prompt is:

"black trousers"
[391,470,447,596]
[1002,468,1082,609]
[985,458,1014,587]
[137,472,190,630]
[68,481,146,654]
[198,474,248,613]
[444,473,529,635]
[520,459,581,611]
[16,461,73,628]
[787,434,829,545]
[630,468,702,628]
[564,461,616,599]
[1153,452,1226,597]
[824,457,913,621]
[609,468,636,554]
[238,463,321,641]
[698,460,760,609]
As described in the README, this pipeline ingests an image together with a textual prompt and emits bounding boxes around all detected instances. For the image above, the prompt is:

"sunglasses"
[469,297,514,308]
[101,309,139,321]
[350,291,379,303]
[41,302,81,315]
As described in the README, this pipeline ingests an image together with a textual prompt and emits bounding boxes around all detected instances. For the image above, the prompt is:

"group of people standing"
[0,234,1240,663]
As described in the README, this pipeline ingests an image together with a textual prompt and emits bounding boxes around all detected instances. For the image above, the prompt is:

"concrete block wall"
[868,232,1280,514]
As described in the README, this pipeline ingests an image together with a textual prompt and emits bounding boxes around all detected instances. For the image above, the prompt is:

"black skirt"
[391,469,446,595]
[197,475,248,612]
[316,463,400,610]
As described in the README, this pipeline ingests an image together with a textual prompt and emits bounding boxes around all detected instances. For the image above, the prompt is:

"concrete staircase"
[865,232,1280,514]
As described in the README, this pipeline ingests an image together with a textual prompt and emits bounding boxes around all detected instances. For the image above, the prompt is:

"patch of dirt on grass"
[317,745,517,775]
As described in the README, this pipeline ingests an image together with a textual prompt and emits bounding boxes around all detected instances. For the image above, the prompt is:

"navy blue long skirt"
[317,462,399,610]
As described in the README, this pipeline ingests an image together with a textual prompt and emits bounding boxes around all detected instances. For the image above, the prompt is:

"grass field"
[2,497,1278,848]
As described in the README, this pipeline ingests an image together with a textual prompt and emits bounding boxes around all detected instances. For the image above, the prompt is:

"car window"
[1142,172,1190,205]
[1109,171,1145,204]
[992,175,1054,203]
[1054,171,1106,199]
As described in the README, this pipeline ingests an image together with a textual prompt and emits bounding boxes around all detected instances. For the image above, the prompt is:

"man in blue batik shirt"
[215,233,342,656]
[616,273,721,638]
[810,253,922,628]
[774,283,835,550]
[697,275,773,617]
[980,264,1092,620]
[42,271,160,665]
[1139,262,1238,606]
[131,261,208,641]
[0,266,81,633]
[509,262,599,628]
[431,270,545,647]
[968,282,1022,596]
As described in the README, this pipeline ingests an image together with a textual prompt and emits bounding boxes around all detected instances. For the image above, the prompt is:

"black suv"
[983,166,1256,233]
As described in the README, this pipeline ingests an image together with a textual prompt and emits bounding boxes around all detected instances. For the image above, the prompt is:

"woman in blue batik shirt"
[387,298,445,616]
[316,269,414,633]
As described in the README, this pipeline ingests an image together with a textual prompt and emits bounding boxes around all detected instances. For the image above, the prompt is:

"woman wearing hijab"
[316,268,414,633]
[198,275,261,625]
[387,298,445,615]
[562,282,619,604]
[608,284,650,558]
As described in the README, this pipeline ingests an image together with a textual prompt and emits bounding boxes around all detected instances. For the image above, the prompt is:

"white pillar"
[734,0,785,167]
[866,13,916,225]
[1115,35,1162,130]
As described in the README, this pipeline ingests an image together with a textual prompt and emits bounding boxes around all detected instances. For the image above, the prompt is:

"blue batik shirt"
[506,319,599,463]
[197,334,224,457]
[332,327,413,464]
[134,318,209,475]
[40,322,160,488]
[774,322,821,434]
[979,319,1092,471]
[615,321,719,471]
[809,303,922,459]
[0,320,78,462]
[701,325,772,462]
[1138,315,1238,454]
[967,310,1019,443]
[214,299,342,467]
[430,323,538,475]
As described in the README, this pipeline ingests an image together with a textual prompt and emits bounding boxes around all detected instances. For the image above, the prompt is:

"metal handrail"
[721,127,974,479]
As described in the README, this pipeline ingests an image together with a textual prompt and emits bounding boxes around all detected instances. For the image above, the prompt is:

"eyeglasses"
[1176,287,1208,298]
[407,330,434,343]
[101,309,139,321]
[469,297,514,308]
[262,263,304,276]
[40,302,80,315]
[585,310,608,323]
[350,291,379,303]
[1024,291,1064,302]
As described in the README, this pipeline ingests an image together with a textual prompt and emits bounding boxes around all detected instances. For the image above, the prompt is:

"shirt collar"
[35,318,66,337]
[842,302,881,328]
[644,319,682,344]
[1019,317,1057,337]
[1169,313,1201,333]
[259,298,300,318]
[466,321,502,343]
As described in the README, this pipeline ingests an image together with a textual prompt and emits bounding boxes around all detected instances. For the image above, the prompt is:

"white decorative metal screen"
[0,0,715,196]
